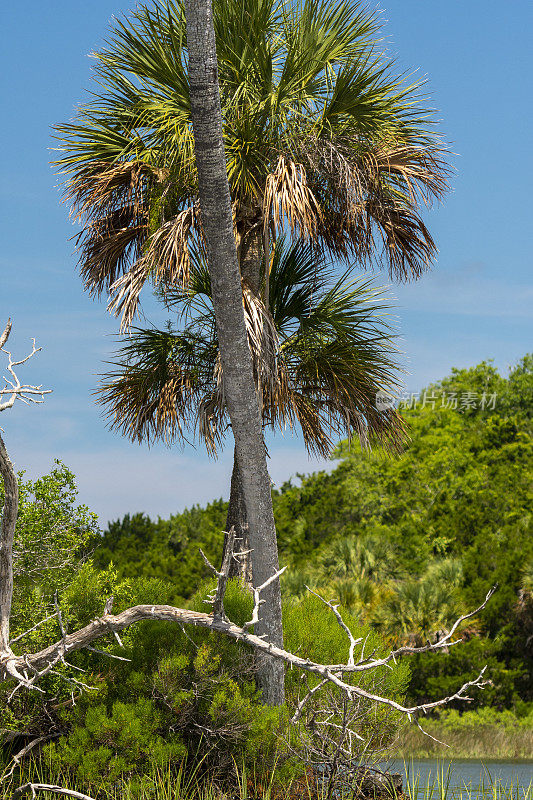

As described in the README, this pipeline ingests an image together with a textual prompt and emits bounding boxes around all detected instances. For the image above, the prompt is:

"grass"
[1,761,532,800]
[401,763,533,800]
[389,710,533,760]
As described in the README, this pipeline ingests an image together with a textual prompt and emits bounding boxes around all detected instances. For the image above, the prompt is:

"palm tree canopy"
[55,0,449,330]
[98,239,404,456]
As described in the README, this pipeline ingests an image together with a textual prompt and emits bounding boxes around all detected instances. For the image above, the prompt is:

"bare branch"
[200,526,236,620]
[9,613,59,646]
[0,319,12,351]
[1,734,60,781]
[291,677,329,723]
[13,784,97,800]
[1,586,491,724]
[243,566,287,632]
[0,334,52,413]
[306,587,363,666]
[321,585,497,673]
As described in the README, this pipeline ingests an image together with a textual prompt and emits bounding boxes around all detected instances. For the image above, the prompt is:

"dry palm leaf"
[263,155,322,240]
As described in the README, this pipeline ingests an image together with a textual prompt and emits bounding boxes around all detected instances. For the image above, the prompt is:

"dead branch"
[0,323,52,412]
[200,526,236,619]
[1,586,494,719]
[0,320,12,351]
[13,784,96,800]
[0,320,51,675]
[2,734,61,781]
[306,586,363,666]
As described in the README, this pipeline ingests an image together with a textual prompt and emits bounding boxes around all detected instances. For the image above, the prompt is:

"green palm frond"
[97,326,219,445]
[375,558,464,644]
[97,239,405,456]
[55,0,449,329]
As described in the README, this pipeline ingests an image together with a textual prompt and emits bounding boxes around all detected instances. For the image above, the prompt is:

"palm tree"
[55,0,449,701]
[182,0,285,704]
[55,0,449,334]
[98,239,405,569]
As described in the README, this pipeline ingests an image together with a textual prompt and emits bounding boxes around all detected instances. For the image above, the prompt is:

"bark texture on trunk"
[184,0,284,705]
[240,228,262,294]
[223,447,252,583]
[0,431,18,652]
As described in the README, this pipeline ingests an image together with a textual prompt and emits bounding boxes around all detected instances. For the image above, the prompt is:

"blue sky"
[1,0,531,525]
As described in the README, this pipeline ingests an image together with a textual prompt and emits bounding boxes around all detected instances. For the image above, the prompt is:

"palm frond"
[97,326,217,446]
[107,259,150,332]
[264,155,322,240]
[292,133,449,278]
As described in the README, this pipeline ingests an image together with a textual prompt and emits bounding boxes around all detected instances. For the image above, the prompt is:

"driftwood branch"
[13,784,96,800]
[1,583,495,719]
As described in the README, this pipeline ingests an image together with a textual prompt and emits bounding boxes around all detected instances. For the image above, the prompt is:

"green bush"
[5,580,410,792]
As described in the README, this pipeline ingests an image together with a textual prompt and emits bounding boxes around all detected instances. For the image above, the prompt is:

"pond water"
[383,759,533,792]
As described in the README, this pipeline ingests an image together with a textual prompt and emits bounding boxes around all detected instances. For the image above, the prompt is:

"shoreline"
[387,722,533,762]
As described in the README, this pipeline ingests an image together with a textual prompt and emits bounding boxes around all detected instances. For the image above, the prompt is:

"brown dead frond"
[107,260,150,333]
[291,133,449,279]
[370,201,437,281]
[76,211,146,296]
[263,156,322,240]
[106,206,200,331]
[65,160,165,221]
[280,380,406,459]
[242,281,282,405]
[373,142,449,207]
[197,360,227,457]
[65,160,167,296]
[199,282,289,455]
[144,206,198,289]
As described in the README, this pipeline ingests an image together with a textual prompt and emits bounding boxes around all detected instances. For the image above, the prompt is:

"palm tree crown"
[98,238,404,456]
[55,0,449,331]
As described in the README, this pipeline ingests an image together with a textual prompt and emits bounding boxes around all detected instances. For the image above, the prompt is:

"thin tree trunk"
[240,229,262,294]
[0,430,18,653]
[184,0,284,705]
[223,447,252,583]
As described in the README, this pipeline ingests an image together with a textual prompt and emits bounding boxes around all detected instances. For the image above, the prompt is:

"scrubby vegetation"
[393,706,533,760]
[2,355,531,791]
[94,356,533,714]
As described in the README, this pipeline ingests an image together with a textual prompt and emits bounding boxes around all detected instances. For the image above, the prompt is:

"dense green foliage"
[94,355,533,710]
[2,355,531,789]
[0,463,99,632]
[2,568,406,789]
[274,356,533,708]
[92,501,227,598]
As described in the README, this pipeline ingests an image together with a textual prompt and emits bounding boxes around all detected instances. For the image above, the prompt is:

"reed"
[391,724,533,761]
[2,761,532,800]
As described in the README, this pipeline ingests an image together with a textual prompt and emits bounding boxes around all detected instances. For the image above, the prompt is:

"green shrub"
[4,579,410,792]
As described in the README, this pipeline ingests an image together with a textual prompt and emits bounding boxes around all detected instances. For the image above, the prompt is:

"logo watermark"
[375,390,498,412]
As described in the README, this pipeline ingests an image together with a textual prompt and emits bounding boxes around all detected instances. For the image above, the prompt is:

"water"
[384,759,533,793]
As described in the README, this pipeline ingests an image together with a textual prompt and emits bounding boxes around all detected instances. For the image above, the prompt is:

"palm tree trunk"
[223,447,252,583]
[222,228,261,585]
[184,0,284,705]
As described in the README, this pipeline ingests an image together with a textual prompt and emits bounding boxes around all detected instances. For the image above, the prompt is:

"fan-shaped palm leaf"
[55,0,449,330]
[98,239,405,457]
